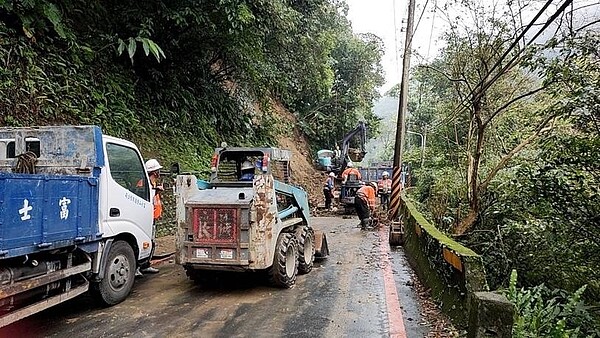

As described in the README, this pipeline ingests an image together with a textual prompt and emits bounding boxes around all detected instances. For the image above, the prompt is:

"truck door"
[102,141,154,259]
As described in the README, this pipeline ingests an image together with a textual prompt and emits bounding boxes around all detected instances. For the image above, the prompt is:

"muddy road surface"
[1,217,434,337]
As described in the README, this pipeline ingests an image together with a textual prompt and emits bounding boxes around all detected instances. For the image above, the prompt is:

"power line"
[413,0,430,39]
[431,0,571,129]
[426,0,438,60]
[472,0,571,105]
[392,0,400,81]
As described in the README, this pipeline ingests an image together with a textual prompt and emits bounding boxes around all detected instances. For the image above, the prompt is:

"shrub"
[505,270,599,337]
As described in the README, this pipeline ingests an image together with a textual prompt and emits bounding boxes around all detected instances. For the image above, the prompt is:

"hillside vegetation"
[0,0,384,171]
[371,1,599,334]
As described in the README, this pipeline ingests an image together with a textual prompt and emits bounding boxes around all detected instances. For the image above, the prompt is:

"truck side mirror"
[171,162,180,175]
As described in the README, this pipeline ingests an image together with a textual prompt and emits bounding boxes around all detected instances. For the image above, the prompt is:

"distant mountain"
[373,96,398,119]
[363,96,398,165]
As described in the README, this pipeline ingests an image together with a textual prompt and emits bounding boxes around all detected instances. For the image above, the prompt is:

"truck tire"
[268,233,298,288]
[297,227,315,274]
[92,240,136,305]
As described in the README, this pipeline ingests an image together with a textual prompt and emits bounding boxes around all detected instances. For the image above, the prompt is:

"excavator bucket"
[314,230,329,259]
[348,148,365,162]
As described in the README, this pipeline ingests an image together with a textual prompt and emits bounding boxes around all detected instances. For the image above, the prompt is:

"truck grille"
[192,208,238,243]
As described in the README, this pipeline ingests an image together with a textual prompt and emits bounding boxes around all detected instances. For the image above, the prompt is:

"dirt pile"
[271,101,325,207]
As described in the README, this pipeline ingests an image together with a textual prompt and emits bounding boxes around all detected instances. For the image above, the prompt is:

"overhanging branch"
[482,85,548,127]
[479,112,558,192]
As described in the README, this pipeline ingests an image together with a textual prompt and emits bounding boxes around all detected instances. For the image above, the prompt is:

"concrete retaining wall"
[399,194,490,326]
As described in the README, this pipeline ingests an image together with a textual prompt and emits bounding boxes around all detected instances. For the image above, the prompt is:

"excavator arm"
[339,121,367,173]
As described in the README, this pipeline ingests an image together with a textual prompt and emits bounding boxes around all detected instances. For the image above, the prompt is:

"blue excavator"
[315,121,367,175]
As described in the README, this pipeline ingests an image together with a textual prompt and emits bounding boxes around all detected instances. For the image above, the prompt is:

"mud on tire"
[297,226,315,274]
[268,232,298,288]
[92,240,136,306]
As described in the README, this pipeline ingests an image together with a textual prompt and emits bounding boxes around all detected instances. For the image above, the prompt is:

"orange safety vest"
[151,179,162,220]
[137,177,162,220]
[341,168,362,180]
[356,186,376,208]
[378,178,392,193]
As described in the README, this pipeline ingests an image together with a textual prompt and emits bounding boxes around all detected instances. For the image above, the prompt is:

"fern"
[505,270,598,337]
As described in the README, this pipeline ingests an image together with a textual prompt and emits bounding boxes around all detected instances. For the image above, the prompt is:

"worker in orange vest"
[135,158,163,276]
[341,162,362,184]
[145,159,164,220]
[355,182,377,230]
[377,171,393,211]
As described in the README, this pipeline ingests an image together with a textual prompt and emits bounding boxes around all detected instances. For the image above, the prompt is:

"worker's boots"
[360,218,372,230]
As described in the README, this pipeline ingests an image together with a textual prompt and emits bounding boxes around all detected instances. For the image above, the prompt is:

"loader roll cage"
[210,147,292,187]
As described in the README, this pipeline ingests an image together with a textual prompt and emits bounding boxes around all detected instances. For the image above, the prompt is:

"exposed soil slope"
[272,101,325,207]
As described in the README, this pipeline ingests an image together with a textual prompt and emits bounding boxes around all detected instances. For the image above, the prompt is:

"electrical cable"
[426,0,438,60]
[431,0,573,129]
[412,0,430,41]
[479,0,575,102]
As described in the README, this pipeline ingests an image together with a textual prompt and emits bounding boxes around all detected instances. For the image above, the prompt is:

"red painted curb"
[379,226,407,338]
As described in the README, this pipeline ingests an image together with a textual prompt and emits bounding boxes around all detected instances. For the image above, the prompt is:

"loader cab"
[210,147,292,186]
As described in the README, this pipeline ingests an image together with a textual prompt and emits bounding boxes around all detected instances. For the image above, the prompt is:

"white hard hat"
[241,160,254,170]
[382,171,389,177]
[145,159,162,172]
[329,172,335,177]
[347,162,354,168]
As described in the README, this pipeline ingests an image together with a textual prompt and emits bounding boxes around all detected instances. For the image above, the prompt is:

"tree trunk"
[455,100,484,235]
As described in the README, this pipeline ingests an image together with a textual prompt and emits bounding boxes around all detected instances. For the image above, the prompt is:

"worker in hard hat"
[355,181,377,230]
[240,160,255,181]
[145,159,164,219]
[323,172,336,210]
[341,162,361,184]
[378,171,393,211]
[135,158,163,276]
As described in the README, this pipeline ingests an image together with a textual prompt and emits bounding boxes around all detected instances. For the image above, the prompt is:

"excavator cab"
[314,121,367,175]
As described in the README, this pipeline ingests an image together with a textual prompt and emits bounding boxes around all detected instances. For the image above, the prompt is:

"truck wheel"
[297,227,315,274]
[92,240,136,305]
[268,233,298,288]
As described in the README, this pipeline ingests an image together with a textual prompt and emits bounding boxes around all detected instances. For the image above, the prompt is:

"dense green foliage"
[384,0,600,328]
[0,0,384,169]
[506,270,599,337]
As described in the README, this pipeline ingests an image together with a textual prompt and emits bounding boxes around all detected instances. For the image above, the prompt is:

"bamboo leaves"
[117,37,165,64]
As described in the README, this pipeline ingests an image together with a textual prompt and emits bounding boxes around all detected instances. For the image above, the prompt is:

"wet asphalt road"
[1,217,431,337]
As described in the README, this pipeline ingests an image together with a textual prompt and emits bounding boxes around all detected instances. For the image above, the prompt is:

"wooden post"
[389,0,415,221]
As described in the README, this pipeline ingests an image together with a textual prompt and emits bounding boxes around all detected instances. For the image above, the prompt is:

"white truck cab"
[0,126,155,327]
[100,136,154,262]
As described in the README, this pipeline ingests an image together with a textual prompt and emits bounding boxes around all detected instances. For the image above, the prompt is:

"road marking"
[379,226,407,338]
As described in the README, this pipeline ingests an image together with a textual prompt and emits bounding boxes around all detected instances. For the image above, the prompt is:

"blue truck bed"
[0,126,104,259]
[0,173,100,258]
[359,167,394,183]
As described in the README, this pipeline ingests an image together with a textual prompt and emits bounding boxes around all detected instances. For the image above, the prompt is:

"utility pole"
[389,0,415,221]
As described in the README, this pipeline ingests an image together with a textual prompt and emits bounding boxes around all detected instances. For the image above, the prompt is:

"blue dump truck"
[359,166,395,184]
[175,147,328,288]
[0,126,155,327]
